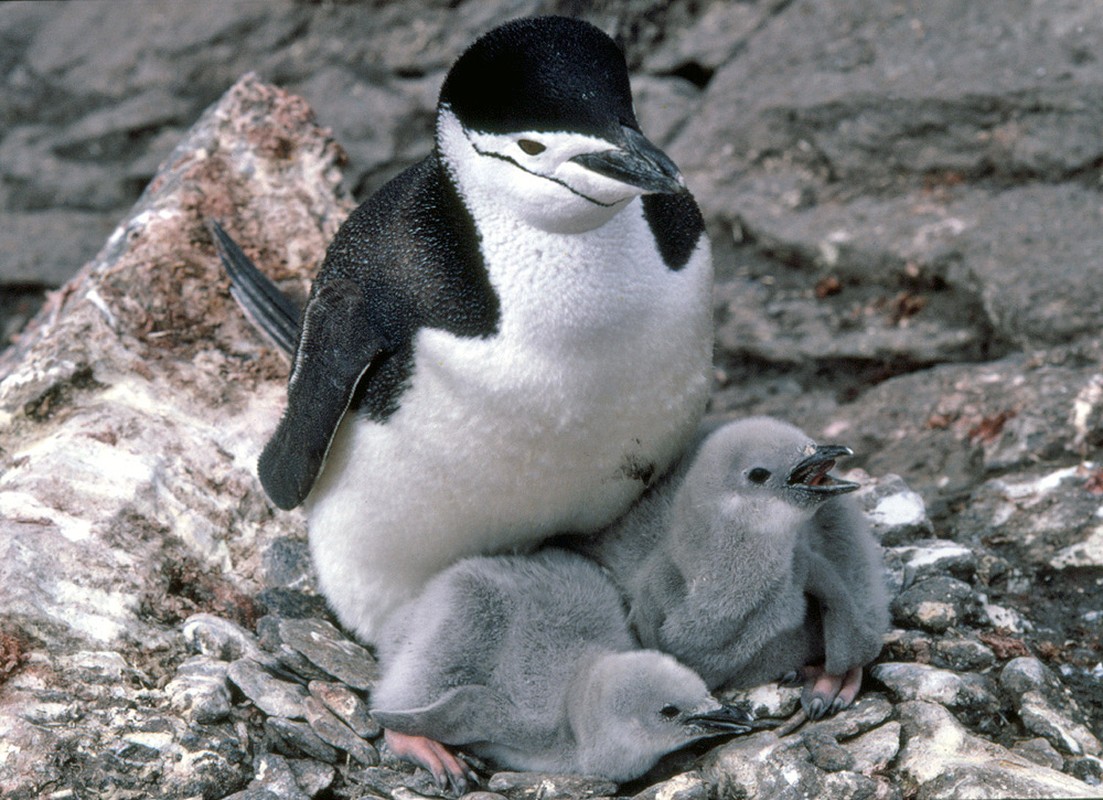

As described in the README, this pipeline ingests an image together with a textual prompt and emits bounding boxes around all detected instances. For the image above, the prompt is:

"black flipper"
[258,278,386,509]
[210,221,302,356]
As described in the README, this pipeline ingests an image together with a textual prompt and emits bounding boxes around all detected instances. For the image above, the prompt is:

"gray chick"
[369,547,751,791]
[587,416,889,719]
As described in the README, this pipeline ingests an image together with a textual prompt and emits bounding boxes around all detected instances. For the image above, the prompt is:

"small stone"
[266,717,339,764]
[819,770,881,800]
[262,537,314,590]
[804,730,855,772]
[870,663,998,712]
[891,575,984,633]
[287,759,336,798]
[277,617,379,691]
[303,696,379,766]
[485,771,619,800]
[888,539,977,588]
[629,772,709,800]
[166,655,232,724]
[183,613,265,662]
[1010,737,1065,770]
[838,721,901,774]
[460,793,508,800]
[256,589,332,621]
[719,681,800,719]
[930,637,996,671]
[1068,756,1103,786]
[228,659,309,719]
[811,693,895,740]
[309,679,379,738]
[1019,691,1101,757]
[895,701,1100,799]
[249,753,307,800]
[853,472,933,545]
[257,616,334,683]
[348,764,448,798]
[222,790,281,800]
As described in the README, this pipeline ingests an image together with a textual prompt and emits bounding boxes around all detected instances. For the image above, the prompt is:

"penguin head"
[683,417,860,536]
[574,651,751,781]
[437,16,686,233]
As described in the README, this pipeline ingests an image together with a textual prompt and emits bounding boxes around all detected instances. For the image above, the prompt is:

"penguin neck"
[565,651,657,782]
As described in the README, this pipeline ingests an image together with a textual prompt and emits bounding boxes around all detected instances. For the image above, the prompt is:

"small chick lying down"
[370,548,752,791]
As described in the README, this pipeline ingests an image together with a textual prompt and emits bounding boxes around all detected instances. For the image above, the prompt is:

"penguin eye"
[660,704,680,719]
[517,138,546,155]
[747,468,771,484]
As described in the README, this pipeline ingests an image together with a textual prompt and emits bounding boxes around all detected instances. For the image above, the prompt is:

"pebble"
[303,696,379,766]
[804,730,855,772]
[853,472,933,545]
[287,759,335,798]
[308,679,379,738]
[870,663,998,712]
[1010,737,1065,770]
[228,659,309,719]
[248,753,308,800]
[183,613,266,663]
[266,717,340,764]
[890,575,985,633]
[165,655,232,724]
[837,721,901,774]
[257,616,334,683]
[628,772,709,800]
[276,617,379,691]
[486,771,619,800]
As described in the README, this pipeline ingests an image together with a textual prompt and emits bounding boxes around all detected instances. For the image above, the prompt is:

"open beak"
[569,125,686,195]
[684,704,755,736]
[787,445,860,498]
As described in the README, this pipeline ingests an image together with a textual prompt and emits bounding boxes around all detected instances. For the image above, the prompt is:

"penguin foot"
[383,728,477,795]
[794,665,863,720]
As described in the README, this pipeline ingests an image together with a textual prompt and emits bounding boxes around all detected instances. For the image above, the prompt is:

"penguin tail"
[209,220,301,356]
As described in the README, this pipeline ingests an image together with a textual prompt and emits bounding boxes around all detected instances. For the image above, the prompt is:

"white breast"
[305,146,713,643]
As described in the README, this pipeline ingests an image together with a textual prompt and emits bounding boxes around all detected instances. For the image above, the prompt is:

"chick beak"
[787,445,860,497]
[684,704,754,735]
[569,125,686,195]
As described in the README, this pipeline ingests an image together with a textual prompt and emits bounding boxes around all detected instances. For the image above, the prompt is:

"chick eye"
[517,138,546,155]
[660,705,680,719]
[747,468,771,484]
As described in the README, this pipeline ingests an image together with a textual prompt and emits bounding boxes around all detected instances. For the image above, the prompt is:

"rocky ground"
[1,1,1101,798]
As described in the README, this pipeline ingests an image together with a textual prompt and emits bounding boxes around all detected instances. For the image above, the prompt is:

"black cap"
[439,16,639,138]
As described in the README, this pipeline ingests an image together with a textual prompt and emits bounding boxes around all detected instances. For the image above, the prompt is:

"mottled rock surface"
[1,2,1101,798]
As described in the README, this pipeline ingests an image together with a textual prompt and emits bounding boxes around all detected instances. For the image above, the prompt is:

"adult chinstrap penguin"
[214,15,714,643]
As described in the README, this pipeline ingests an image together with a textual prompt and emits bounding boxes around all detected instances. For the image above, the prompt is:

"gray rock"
[303,696,378,766]
[182,612,266,663]
[256,616,333,683]
[890,575,985,633]
[276,617,378,691]
[262,537,315,591]
[838,721,901,775]
[703,731,828,800]
[248,753,308,800]
[308,679,379,738]
[851,472,933,546]
[227,658,309,719]
[485,771,619,800]
[895,700,1099,799]
[804,730,855,772]
[286,759,335,799]
[165,655,232,724]
[999,656,1101,756]
[1010,737,1065,771]
[347,764,451,798]
[871,663,998,714]
[629,772,710,800]
[266,717,340,764]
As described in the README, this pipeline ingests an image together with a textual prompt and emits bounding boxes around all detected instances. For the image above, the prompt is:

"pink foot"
[383,728,476,794]
[787,664,864,719]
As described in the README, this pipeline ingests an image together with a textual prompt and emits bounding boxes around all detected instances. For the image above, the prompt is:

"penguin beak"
[569,125,686,195]
[787,445,859,498]
[684,704,755,736]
